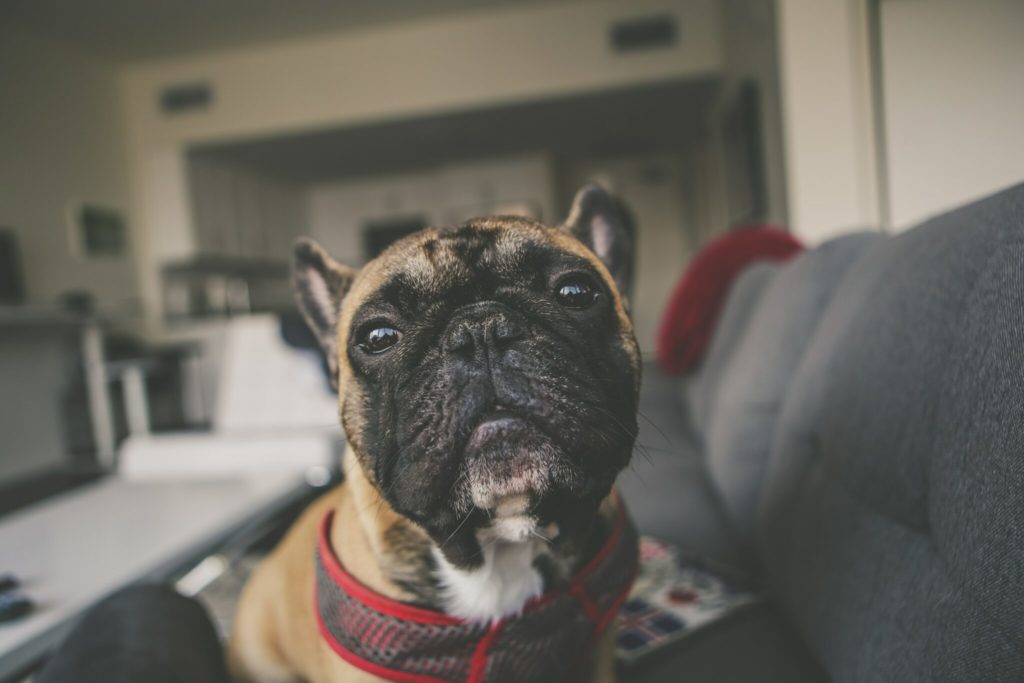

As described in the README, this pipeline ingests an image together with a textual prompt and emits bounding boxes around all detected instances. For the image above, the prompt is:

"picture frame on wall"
[67,201,129,259]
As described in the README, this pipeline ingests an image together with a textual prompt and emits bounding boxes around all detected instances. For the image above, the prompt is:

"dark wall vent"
[159,82,213,115]
[610,14,679,53]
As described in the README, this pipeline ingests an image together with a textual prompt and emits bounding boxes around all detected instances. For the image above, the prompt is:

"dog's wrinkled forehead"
[388,220,531,286]
[337,216,623,344]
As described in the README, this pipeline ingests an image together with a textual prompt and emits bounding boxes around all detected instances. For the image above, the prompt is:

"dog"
[229,185,641,683]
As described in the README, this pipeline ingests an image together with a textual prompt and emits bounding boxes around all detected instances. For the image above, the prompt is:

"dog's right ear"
[292,238,357,389]
[561,184,636,301]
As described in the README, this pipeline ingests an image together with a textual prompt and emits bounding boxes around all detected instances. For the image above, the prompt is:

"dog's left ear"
[561,184,635,300]
[292,238,358,390]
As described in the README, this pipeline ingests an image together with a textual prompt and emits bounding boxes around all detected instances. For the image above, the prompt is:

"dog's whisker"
[530,528,553,544]
[441,508,475,548]
[636,408,672,445]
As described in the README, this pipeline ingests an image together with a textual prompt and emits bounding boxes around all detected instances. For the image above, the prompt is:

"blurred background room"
[1,0,1022,680]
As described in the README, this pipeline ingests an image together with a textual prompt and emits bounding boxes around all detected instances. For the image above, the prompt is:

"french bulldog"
[229,185,641,683]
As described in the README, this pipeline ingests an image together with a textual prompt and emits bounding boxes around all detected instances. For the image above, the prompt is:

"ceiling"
[191,77,720,184]
[0,0,561,63]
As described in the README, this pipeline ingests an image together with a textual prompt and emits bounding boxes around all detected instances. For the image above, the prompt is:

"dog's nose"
[443,302,526,359]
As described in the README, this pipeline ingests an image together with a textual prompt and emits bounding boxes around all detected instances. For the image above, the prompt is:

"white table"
[0,475,310,681]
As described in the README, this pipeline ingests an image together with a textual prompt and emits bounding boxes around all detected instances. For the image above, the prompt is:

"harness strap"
[314,500,638,683]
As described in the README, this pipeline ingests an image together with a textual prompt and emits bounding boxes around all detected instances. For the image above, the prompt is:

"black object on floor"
[0,592,33,623]
[36,584,229,683]
[0,573,18,593]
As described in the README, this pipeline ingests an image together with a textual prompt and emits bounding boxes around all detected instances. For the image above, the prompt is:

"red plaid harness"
[314,502,638,683]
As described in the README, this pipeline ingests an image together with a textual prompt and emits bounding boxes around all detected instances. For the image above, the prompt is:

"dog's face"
[294,186,639,568]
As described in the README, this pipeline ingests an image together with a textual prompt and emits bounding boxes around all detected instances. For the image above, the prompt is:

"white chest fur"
[432,536,547,623]
[432,494,564,622]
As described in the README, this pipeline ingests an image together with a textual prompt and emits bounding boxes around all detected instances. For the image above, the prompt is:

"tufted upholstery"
[656,184,1024,681]
[705,233,882,543]
[754,185,1024,681]
[683,262,780,439]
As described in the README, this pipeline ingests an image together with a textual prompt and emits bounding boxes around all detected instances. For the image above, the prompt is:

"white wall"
[775,0,883,243]
[121,0,721,146]
[0,25,136,309]
[118,0,723,334]
[879,0,1024,229]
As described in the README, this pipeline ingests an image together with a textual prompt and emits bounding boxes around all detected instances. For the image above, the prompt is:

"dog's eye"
[359,326,400,354]
[555,277,600,309]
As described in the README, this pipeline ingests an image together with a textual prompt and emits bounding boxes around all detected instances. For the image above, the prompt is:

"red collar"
[314,501,638,683]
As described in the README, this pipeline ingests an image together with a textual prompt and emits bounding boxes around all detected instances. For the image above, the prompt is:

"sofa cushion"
[758,184,1024,681]
[706,233,881,541]
[619,363,745,567]
[683,262,779,440]
[621,366,828,680]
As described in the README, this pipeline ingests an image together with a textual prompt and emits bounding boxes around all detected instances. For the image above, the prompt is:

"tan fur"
[230,451,414,683]
[230,218,632,682]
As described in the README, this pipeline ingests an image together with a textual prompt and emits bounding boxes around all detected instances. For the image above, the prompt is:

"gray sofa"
[618,183,1024,682]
